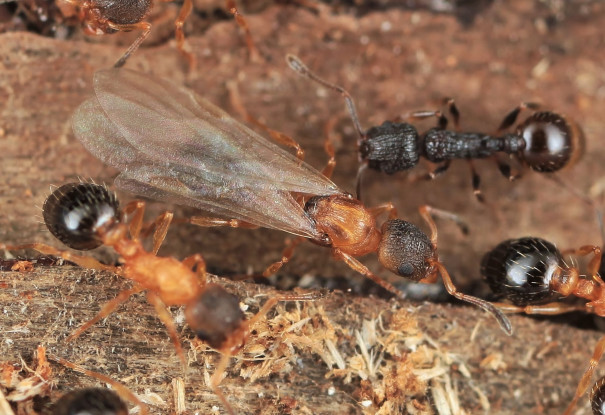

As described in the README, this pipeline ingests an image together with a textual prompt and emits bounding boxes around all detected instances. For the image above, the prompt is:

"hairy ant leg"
[262,237,305,278]
[121,199,174,254]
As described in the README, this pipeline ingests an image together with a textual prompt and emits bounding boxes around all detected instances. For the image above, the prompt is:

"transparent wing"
[72,68,344,238]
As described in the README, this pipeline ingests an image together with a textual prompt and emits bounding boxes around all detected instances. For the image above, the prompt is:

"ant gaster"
[71,67,512,335]
[480,236,605,414]
[287,55,585,201]
[1,182,318,415]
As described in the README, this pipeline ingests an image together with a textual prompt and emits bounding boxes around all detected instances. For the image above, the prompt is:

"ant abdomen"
[43,183,120,250]
[184,283,245,349]
[516,111,584,173]
[93,0,152,26]
[422,129,526,162]
[592,378,605,415]
[360,121,419,174]
[52,387,127,415]
[378,220,434,281]
[481,237,564,305]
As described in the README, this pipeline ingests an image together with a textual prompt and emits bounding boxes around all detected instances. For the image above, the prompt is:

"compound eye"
[43,183,120,250]
[516,112,584,172]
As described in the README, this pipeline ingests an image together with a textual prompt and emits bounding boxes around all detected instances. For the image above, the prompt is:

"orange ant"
[70,67,512,336]
[480,236,605,414]
[0,0,261,68]
[1,182,319,414]
[287,55,585,202]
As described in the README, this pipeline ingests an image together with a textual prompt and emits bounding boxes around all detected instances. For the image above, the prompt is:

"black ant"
[1,182,319,415]
[480,236,605,414]
[286,55,585,201]
[70,67,513,336]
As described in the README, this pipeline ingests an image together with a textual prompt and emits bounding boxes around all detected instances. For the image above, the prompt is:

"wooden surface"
[1,1,605,413]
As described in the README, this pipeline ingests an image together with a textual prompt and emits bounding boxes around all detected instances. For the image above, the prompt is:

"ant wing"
[72,69,342,239]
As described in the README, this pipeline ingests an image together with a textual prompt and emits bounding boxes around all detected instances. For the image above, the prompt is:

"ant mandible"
[480,236,605,414]
[0,182,318,415]
[287,55,585,202]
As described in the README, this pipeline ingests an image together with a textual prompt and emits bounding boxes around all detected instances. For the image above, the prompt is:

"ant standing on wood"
[480,235,605,414]
[287,55,585,202]
[0,182,319,415]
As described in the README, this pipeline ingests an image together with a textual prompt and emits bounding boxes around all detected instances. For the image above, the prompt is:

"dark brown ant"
[480,236,605,414]
[287,55,585,201]
[0,182,318,415]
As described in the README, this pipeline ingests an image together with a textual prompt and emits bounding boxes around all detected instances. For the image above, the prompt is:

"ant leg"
[66,285,145,343]
[47,354,149,415]
[410,160,451,182]
[467,159,485,203]
[321,115,339,179]
[334,249,402,297]
[397,110,448,130]
[159,0,196,70]
[355,163,368,201]
[262,237,305,277]
[227,81,304,161]
[0,243,117,272]
[121,200,146,240]
[111,21,152,68]
[418,205,469,236]
[368,202,398,220]
[492,301,589,315]
[210,352,236,415]
[146,291,187,368]
[286,55,366,141]
[441,97,460,130]
[495,102,540,133]
[188,216,258,229]
[492,154,521,181]
[563,335,605,415]
[226,0,261,63]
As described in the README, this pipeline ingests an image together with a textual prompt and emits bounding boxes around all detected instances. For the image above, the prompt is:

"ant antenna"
[286,54,365,140]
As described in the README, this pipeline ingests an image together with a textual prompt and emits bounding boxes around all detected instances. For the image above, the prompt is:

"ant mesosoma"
[1,182,318,415]
[480,236,605,414]
[71,67,512,336]
[287,55,585,201]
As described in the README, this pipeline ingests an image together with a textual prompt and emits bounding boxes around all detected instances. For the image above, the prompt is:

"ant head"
[185,284,245,349]
[516,111,585,172]
[481,237,563,305]
[51,387,128,415]
[377,220,434,281]
[43,183,120,250]
[360,121,420,174]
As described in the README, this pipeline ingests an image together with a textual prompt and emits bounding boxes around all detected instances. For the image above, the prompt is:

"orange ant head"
[185,284,245,350]
[378,220,434,282]
[43,183,120,250]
